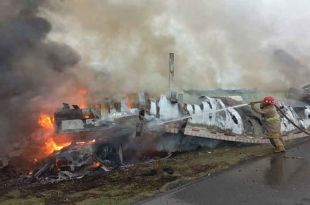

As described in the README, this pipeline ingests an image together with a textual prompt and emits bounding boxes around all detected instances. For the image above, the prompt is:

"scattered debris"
[30,142,123,183]
[162,167,174,175]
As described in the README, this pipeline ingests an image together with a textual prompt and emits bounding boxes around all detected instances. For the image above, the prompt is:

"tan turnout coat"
[251,104,281,138]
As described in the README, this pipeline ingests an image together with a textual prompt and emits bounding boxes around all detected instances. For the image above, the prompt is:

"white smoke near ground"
[40,0,310,96]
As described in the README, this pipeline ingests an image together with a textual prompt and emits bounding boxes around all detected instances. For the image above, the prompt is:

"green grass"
[0,190,44,205]
[0,143,282,205]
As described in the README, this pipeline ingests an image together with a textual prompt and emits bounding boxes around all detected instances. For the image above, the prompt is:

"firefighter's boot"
[279,137,285,147]
[273,138,286,153]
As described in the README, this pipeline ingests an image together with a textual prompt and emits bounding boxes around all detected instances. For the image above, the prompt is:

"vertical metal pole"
[169,53,174,98]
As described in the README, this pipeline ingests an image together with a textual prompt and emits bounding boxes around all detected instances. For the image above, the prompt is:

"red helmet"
[263,96,275,105]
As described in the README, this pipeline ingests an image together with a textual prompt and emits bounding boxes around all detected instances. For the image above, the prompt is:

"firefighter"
[250,96,286,153]
[139,108,145,121]
[136,107,145,137]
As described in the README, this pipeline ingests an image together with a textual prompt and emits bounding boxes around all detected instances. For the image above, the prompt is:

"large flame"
[38,113,54,130]
[24,88,90,162]
[43,136,72,155]
[37,113,72,156]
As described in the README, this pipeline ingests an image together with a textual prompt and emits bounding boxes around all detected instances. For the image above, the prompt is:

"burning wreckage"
[3,54,310,184]
[32,90,309,182]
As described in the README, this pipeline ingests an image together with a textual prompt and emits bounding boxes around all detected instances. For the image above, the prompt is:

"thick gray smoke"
[2,0,310,156]
[42,0,310,94]
[0,0,81,155]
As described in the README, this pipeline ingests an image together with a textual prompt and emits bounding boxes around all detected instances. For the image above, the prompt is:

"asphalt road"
[141,139,310,205]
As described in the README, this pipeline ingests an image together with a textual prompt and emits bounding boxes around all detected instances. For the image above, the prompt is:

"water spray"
[156,103,250,125]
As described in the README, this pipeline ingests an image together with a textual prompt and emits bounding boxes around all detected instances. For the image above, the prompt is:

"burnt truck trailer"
[37,93,310,183]
[54,53,310,145]
[54,91,310,145]
[54,103,99,133]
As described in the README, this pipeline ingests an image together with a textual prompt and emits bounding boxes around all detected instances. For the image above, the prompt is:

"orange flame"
[37,113,72,156]
[76,139,96,146]
[27,87,91,162]
[38,114,54,130]
[43,137,72,155]
[83,114,90,119]
[125,95,133,110]
[78,88,88,109]
[90,161,101,169]
[78,88,87,96]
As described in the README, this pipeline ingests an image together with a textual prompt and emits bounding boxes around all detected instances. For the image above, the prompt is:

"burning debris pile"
[5,84,306,186]
[30,140,123,183]
[0,1,104,185]
[2,78,309,186]
[20,110,129,183]
[30,113,72,160]
[14,99,163,184]
[1,2,310,201]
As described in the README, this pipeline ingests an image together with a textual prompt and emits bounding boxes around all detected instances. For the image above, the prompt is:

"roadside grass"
[0,142,281,205]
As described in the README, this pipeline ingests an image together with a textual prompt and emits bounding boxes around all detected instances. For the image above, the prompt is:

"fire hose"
[274,104,310,136]
[251,101,310,136]
[157,102,310,137]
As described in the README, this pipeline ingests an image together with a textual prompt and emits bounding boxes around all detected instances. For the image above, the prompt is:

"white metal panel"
[186,97,244,135]
[150,101,157,116]
[303,106,310,129]
[62,120,84,130]
[158,95,181,120]
[281,106,302,132]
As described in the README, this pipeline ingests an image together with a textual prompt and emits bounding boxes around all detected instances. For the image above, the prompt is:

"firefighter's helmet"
[263,96,275,105]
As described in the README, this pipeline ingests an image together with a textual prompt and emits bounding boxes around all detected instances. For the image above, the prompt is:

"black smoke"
[0,0,80,155]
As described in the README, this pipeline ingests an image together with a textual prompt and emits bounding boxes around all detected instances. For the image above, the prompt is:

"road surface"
[141,138,310,205]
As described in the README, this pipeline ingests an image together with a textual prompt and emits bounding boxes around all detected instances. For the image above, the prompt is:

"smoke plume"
[42,0,310,94]
[1,0,310,155]
[0,0,82,155]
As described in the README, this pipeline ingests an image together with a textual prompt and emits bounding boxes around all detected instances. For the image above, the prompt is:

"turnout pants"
[269,134,285,152]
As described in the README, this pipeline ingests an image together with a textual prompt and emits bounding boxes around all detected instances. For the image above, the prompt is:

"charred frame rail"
[165,102,310,144]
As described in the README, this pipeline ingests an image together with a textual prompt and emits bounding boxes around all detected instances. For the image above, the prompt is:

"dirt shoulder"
[0,141,292,205]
